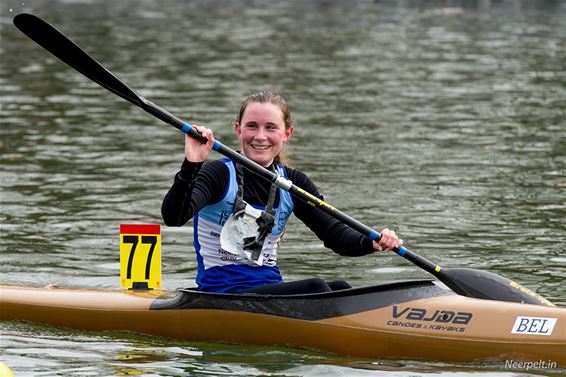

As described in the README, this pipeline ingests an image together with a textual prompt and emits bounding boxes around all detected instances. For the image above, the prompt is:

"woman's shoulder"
[203,158,231,171]
[283,165,319,194]
[284,165,307,180]
[199,158,231,181]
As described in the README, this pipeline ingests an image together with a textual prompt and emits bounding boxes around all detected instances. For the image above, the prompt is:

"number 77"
[122,235,158,280]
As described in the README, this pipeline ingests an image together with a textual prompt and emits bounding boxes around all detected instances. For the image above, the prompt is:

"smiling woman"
[161,89,403,293]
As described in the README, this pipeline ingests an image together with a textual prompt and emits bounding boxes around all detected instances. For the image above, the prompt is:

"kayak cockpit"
[150,280,454,320]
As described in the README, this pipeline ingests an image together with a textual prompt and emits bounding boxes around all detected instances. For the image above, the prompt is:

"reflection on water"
[1,0,565,375]
[0,321,540,376]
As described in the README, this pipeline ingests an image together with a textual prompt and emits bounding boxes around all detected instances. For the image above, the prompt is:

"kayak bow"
[1,282,564,366]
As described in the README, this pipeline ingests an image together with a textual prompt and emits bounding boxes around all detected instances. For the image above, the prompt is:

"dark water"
[1,0,565,375]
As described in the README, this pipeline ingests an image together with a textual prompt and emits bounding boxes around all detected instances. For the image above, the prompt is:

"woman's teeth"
[251,145,270,150]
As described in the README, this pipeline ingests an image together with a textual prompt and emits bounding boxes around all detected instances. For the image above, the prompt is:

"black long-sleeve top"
[161,159,375,256]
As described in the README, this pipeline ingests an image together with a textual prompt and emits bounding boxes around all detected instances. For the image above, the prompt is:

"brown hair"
[234,90,294,165]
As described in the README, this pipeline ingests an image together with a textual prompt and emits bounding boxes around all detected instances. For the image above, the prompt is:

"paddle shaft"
[146,95,432,263]
[142,96,441,269]
[13,13,447,283]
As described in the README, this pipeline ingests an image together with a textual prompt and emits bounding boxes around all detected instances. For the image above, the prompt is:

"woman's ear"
[284,126,294,141]
[234,122,241,136]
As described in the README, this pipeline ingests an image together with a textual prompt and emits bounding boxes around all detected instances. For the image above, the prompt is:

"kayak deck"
[1,281,565,366]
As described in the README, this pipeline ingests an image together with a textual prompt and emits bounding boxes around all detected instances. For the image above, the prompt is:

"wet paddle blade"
[439,268,554,306]
[13,13,143,107]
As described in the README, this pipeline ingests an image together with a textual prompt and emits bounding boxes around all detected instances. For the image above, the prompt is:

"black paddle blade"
[13,13,142,107]
[439,268,554,306]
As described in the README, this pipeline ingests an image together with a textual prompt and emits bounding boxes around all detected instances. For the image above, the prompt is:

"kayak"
[1,280,565,366]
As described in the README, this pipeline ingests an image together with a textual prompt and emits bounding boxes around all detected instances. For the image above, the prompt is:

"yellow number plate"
[119,224,161,289]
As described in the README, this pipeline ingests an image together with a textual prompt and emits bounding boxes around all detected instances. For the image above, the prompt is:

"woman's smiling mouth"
[251,144,271,150]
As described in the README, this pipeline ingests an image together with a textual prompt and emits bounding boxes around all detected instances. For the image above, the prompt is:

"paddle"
[13,13,554,306]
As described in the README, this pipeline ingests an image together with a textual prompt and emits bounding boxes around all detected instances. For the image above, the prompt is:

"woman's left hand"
[372,228,403,252]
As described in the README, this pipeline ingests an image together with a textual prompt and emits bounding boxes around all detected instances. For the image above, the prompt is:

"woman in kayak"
[162,90,403,293]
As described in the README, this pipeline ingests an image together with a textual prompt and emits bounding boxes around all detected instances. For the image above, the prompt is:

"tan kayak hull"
[1,285,564,365]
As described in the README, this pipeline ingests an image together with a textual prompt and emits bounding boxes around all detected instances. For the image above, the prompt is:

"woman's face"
[235,102,293,167]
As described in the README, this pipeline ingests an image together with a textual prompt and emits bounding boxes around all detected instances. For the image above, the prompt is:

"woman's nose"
[254,127,267,140]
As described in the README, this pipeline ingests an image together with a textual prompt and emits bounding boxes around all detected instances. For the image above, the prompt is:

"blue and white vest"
[194,159,294,292]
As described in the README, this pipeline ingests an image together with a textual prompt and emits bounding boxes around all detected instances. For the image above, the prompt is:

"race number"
[119,224,161,289]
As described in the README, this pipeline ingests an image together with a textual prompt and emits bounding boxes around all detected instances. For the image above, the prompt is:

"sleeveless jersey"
[194,159,294,292]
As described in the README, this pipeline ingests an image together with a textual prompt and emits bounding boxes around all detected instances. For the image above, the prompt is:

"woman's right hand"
[185,125,215,162]
[372,228,403,252]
